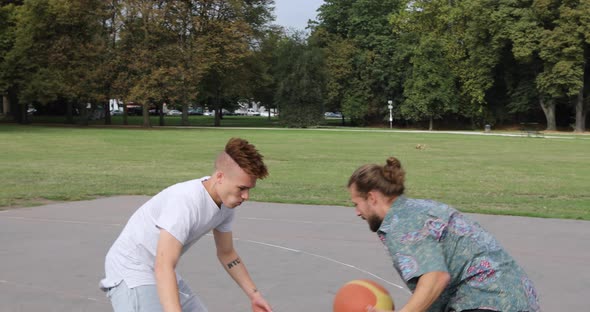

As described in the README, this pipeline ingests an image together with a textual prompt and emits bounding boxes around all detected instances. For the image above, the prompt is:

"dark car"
[188,108,203,115]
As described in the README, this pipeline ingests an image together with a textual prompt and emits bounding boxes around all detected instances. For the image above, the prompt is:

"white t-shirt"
[100,177,235,289]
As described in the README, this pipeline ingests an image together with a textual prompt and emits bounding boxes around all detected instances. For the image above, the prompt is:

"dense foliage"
[0,0,587,131]
[314,0,589,131]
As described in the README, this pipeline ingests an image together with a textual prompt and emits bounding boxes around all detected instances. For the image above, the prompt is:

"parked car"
[324,112,343,118]
[260,111,277,117]
[246,108,260,116]
[167,109,182,116]
[126,106,143,116]
[188,108,203,115]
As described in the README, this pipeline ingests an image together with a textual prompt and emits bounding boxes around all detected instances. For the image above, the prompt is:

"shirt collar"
[377,195,407,235]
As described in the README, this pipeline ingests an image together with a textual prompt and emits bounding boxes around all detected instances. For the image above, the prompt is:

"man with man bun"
[348,157,540,312]
[100,137,273,312]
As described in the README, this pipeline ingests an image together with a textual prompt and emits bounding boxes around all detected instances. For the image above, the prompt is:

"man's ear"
[214,170,224,183]
[367,191,378,205]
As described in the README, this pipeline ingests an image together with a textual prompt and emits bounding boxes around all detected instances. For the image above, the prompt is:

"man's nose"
[241,190,250,201]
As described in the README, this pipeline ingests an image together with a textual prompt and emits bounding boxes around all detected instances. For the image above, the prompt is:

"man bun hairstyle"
[225,137,269,179]
[348,156,405,198]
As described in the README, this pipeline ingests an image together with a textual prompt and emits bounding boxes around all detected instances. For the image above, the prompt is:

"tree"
[114,0,169,127]
[1,0,58,123]
[535,0,589,132]
[274,32,325,127]
[1,0,107,124]
[193,0,274,126]
[316,0,405,126]
[502,0,590,131]
[95,0,125,126]
[314,29,356,123]
[53,0,110,125]
[401,36,458,130]
[245,26,283,119]
[0,2,19,120]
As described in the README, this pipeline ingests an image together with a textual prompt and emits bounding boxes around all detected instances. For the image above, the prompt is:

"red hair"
[224,137,268,179]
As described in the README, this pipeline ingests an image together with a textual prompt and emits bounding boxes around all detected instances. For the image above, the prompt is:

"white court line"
[241,216,363,226]
[206,234,411,294]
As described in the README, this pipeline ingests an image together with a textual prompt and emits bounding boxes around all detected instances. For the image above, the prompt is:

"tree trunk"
[123,104,128,125]
[81,103,90,126]
[159,103,165,126]
[214,89,221,127]
[214,107,222,126]
[142,103,150,127]
[574,86,586,133]
[539,97,556,131]
[20,104,28,124]
[2,95,9,116]
[66,101,74,124]
[181,103,189,126]
[429,116,434,131]
[8,88,22,123]
[104,100,112,125]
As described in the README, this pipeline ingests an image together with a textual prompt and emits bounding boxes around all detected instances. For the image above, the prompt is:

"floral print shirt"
[377,196,540,312]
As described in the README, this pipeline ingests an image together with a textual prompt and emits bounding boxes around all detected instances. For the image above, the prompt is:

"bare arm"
[154,229,183,312]
[369,271,450,312]
[213,229,272,312]
[400,271,450,312]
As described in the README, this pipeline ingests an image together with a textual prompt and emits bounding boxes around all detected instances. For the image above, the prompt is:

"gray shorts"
[106,280,207,312]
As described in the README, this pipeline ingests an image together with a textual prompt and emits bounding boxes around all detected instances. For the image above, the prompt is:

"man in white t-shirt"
[100,137,272,312]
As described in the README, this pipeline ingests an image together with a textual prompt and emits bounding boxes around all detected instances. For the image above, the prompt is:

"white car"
[166,109,182,116]
[324,112,343,118]
[260,111,277,117]
[246,108,260,116]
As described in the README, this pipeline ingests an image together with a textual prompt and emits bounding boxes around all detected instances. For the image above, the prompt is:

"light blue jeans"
[106,280,208,312]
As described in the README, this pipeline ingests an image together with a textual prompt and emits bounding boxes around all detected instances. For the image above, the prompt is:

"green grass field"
[1,124,588,220]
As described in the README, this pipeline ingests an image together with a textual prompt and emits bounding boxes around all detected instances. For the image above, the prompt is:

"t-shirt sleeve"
[155,196,195,245]
[215,209,235,233]
[387,217,449,283]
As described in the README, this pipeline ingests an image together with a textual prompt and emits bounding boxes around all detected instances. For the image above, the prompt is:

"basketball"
[333,279,394,312]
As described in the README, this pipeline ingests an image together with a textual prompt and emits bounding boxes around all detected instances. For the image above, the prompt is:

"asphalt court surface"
[1,196,588,311]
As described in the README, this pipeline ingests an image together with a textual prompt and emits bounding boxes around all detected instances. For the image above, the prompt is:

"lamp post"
[387,100,393,129]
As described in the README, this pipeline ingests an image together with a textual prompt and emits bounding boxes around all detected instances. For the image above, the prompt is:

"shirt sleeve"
[215,208,235,232]
[155,196,195,245]
[387,217,449,283]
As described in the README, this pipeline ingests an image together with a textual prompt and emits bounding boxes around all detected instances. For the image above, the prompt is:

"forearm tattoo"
[226,258,241,269]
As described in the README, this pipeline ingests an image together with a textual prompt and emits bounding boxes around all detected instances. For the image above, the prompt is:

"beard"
[367,214,384,232]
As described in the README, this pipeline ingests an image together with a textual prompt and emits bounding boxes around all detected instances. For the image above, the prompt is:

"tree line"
[313,0,589,132]
[0,0,278,127]
[0,0,588,131]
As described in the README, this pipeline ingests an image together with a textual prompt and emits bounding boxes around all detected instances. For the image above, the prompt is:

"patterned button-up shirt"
[377,196,540,312]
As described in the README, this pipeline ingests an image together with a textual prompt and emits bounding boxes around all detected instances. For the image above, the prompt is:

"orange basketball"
[333,279,394,312]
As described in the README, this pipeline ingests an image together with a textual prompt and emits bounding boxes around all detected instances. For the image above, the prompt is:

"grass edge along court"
[0,124,588,220]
